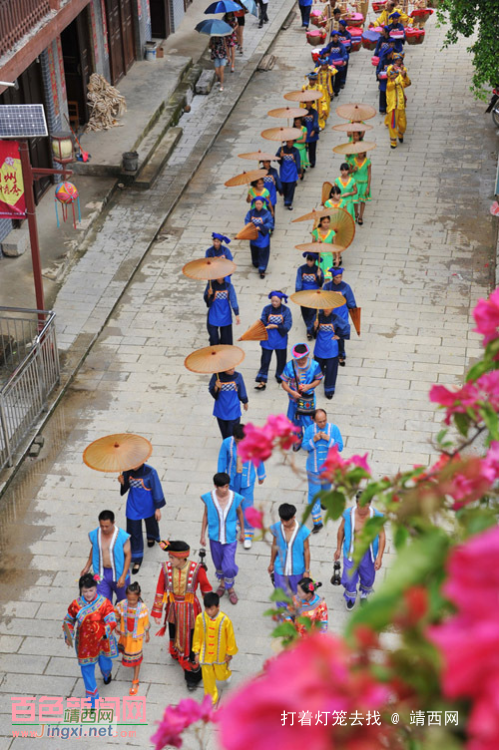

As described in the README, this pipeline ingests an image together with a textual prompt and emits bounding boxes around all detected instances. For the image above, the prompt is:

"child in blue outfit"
[204,277,240,346]
[209,368,248,439]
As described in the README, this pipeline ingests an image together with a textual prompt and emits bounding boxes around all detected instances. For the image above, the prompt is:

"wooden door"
[61,8,93,125]
[150,0,171,39]
[121,0,135,73]
[105,0,125,84]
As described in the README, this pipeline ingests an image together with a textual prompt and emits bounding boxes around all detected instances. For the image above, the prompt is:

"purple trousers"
[274,572,303,609]
[97,567,130,604]
[341,552,375,604]
[210,539,239,589]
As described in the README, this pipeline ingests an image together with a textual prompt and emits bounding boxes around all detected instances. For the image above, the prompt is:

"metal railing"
[0,0,52,58]
[0,307,60,470]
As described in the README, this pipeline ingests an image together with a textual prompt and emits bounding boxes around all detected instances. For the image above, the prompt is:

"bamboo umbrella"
[335,103,376,122]
[238,320,268,341]
[333,141,377,155]
[83,434,153,473]
[224,169,268,187]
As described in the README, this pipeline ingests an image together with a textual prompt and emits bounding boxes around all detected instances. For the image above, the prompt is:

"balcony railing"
[0,0,52,58]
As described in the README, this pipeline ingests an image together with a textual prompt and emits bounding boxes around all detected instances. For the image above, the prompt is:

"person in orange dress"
[292,578,328,636]
[151,540,212,691]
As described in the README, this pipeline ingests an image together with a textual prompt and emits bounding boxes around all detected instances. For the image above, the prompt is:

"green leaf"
[453,412,469,437]
[352,516,387,566]
[436,429,448,445]
[271,621,297,639]
[393,524,409,551]
[466,359,490,382]
[479,405,499,441]
[269,588,292,604]
[320,489,346,520]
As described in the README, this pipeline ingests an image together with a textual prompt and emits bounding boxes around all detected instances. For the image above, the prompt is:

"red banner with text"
[0,141,26,219]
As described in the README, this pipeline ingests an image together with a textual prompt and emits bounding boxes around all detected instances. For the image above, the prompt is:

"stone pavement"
[0,8,498,750]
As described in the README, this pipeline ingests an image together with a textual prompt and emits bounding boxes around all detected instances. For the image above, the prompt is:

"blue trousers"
[282,181,296,207]
[97,567,130,604]
[299,3,311,26]
[315,355,339,395]
[338,337,346,359]
[210,539,239,588]
[127,515,160,564]
[342,552,376,603]
[287,400,314,443]
[216,417,240,439]
[250,242,270,273]
[232,477,255,536]
[80,655,113,706]
[301,306,316,335]
[307,471,331,525]
[207,322,233,346]
[256,347,287,383]
[274,572,303,609]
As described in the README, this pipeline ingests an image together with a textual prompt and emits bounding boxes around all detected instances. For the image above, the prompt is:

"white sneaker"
[243,538,252,550]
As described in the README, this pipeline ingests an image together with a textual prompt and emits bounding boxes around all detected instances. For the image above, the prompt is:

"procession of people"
[63,0,434,708]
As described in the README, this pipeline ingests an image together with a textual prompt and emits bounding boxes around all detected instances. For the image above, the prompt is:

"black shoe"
[398,136,404,143]
[339,358,346,367]
[259,271,265,279]
[292,442,301,453]
[325,392,334,400]
[132,563,141,575]
[254,383,266,391]
[275,377,282,384]
[258,22,263,27]
[264,17,268,23]
[287,205,293,211]
[380,110,386,114]
[307,332,313,340]
[147,540,155,548]
[103,674,112,685]
[310,164,315,168]
[345,599,356,611]
[312,522,324,534]
[186,683,198,692]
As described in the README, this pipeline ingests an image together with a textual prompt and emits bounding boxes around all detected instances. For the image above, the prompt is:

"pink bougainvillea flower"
[473,288,499,345]
[245,506,265,529]
[349,453,371,472]
[216,633,390,750]
[438,456,495,509]
[319,445,371,481]
[238,415,299,466]
[151,696,213,750]
[430,372,499,425]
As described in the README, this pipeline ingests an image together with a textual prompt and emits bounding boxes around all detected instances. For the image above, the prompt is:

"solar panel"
[0,104,48,138]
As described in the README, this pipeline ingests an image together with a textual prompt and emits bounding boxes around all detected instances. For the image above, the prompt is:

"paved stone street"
[0,6,497,750]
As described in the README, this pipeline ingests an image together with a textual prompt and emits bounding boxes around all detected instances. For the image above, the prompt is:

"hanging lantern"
[51,132,74,165]
[55,182,81,229]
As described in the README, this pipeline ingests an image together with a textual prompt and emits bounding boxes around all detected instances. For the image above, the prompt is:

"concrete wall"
[171,0,185,34]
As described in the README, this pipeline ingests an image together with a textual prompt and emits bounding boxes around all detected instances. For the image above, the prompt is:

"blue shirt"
[201,489,243,544]
[295,263,323,292]
[260,303,292,351]
[303,422,344,475]
[244,207,274,248]
[342,505,384,561]
[323,279,357,332]
[303,110,319,143]
[89,526,130,580]
[270,521,310,575]
[209,370,248,420]
[218,437,266,489]
[281,357,323,403]
[263,167,282,206]
[204,280,239,327]
[121,464,166,520]
[314,311,348,358]
[276,145,301,183]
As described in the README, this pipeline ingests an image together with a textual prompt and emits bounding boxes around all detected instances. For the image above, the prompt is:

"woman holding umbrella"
[245,196,274,279]
[210,35,230,91]
[255,291,292,390]
[312,215,336,278]
[204,276,241,345]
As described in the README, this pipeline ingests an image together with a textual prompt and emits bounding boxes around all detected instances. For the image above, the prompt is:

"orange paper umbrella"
[238,150,279,161]
[284,90,323,102]
[332,122,373,133]
[184,345,245,374]
[295,242,347,255]
[182,257,236,281]
[291,289,346,310]
[333,141,377,155]
[83,433,153,473]
[328,207,356,250]
[349,307,361,336]
[292,207,339,223]
[321,181,333,205]
[335,103,376,121]
[238,320,269,342]
[261,126,303,142]
[267,107,305,119]
[235,222,259,240]
[224,168,268,187]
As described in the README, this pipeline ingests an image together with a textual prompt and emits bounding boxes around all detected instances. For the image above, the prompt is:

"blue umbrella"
[239,0,258,16]
[204,0,242,13]
[195,18,234,35]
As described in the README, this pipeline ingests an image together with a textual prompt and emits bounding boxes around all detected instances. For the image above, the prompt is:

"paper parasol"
[331,121,373,133]
[83,433,153,473]
[349,307,361,336]
[296,242,346,255]
[292,207,339,223]
[184,345,245,374]
[335,103,376,121]
[267,107,305,119]
[63,622,74,647]
[333,141,377,155]
[284,90,323,103]
[261,127,303,142]
[182,257,236,280]
[238,150,279,161]
[291,289,346,310]
[321,181,333,206]
[235,222,259,240]
[224,168,268,187]
[238,320,269,341]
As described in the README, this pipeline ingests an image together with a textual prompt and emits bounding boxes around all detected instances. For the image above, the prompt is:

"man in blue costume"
[302,409,343,533]
[204,276,240,346]
[119,463,166,574]
[281,342,323,450]
[334,493,386,610]
[217,423,266,549]
[319,31,347,95]
[323,267,357,366]
[269,503,311,607]
[302,104,319,168]
[313,306,349,397]
[81,510,131,603]
[375,46,395,114]
[295,252,323,340]
[245,196,274,279]
[255,291,293,390]
[209,367,248,438]
[260,158,282,221]
[275,140,301,210]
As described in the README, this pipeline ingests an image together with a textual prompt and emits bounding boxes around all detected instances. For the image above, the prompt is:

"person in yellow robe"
[301,72,328,130]
[385,57,411,149]
[193,592,238,705]
[313,58,337,126]
[372,0,413,27]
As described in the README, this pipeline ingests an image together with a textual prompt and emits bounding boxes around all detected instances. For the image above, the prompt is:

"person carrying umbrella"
[280,342,323,450]
[295,252,323,340]
[323,267,357,366]
[209,367,249,438]
[210,35,230,91]
[302,104,320,168]
[313,307,349,398]
[302,73,327,130]
[204,276,240,346]
[255,291,293,390]
[260,158,282,219]
[246,177,273,215]
[205,232,234,283]
[245,196,274,278]
[276,140,301,211]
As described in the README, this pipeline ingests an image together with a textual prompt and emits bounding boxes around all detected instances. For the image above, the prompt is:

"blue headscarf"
[308,72,318,80]
[268,291,288,303]
[302,252,319,261]
[327,267,344,277]
[251,196,269,209]
[212,233,231,244]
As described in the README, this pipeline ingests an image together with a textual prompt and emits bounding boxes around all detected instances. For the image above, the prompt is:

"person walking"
[255,291,292,390]
[245,196,274,278]
[204,276,240,346]
[385,55,411,148]
[269,503,311,607]
[223,12,238,72]
[298,0,313,29]
[313,308,348,398]
[323,267,357,366]
[193,592,238,706]
[210,35,229,92]
[281,342,323,449]
[80,510,131,603]
[276,140,301,210]
[295,252,323,340]
[209,366,248,439]
[115,581,150,695]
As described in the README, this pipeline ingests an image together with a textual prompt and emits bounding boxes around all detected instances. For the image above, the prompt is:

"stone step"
[133,127,183,190]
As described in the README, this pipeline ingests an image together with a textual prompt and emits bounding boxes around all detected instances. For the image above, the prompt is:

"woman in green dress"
[351,151,371,225]
[311,216,336,280]
[294,117,310,174]
[334,164,357,221]
[323,186,345,268]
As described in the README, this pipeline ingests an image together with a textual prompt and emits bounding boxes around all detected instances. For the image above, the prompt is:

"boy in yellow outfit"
[385,56,411,148]
[372,0,413,27]
[193,592,238,705]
